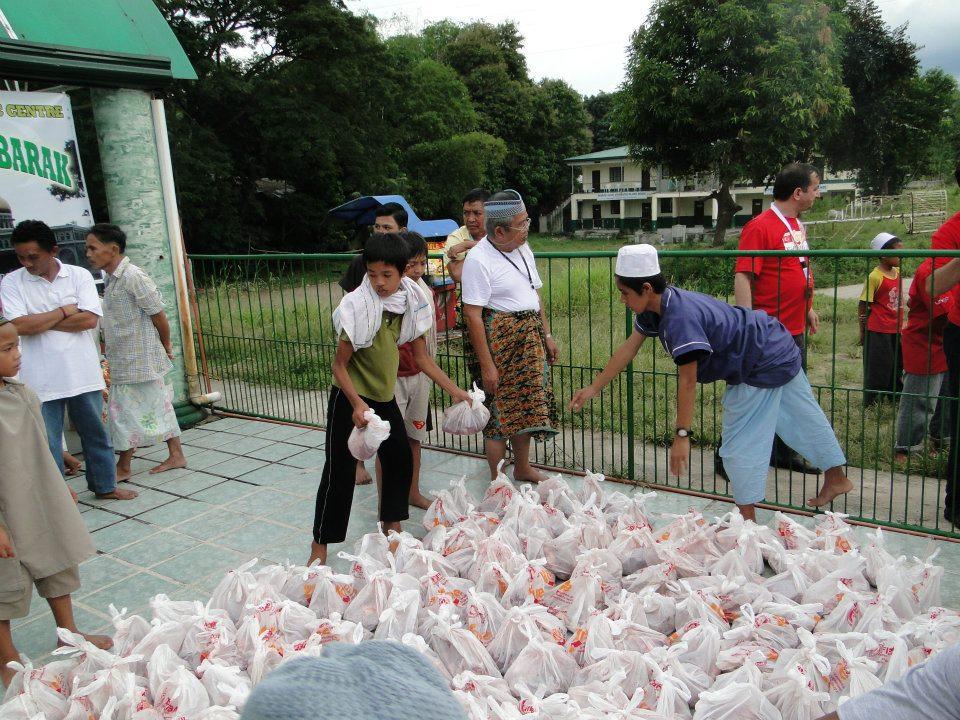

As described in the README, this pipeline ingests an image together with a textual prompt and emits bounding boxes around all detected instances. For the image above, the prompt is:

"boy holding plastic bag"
[570,245,851,521]
[310,234,471,566]
[0,316,112,686]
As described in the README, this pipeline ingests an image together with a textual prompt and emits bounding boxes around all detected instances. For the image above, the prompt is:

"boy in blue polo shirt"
[570,245,851,520]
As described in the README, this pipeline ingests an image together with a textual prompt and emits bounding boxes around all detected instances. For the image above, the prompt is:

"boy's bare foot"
[513,467,548,484]
[63,453,82,476]
[149,455,188,475]
[308,541,326,567]
[807,469,853,508]
[95,487,139,500]
[409,492,433,510]
[355,462,372,486]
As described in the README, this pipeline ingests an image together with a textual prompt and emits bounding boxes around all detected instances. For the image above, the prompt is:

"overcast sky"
[345,0,960,96]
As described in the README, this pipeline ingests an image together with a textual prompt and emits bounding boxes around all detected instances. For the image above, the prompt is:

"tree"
[616,0,850,244]
[823,0,956,195]
[585,92,624,151]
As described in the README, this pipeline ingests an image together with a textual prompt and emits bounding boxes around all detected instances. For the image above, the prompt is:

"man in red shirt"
[895,257,954,463]
[928,163,960,524]
[729,162,821,476]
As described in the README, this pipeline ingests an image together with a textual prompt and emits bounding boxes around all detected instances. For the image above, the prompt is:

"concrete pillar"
[711,198,719,222]
[90,88,200,426]
[571,199,579,221]
[619,199,626,220]
[651,196,659,230]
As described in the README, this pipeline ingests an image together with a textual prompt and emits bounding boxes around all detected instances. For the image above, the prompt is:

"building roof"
[564,146,631,163]
[0,0,196,87]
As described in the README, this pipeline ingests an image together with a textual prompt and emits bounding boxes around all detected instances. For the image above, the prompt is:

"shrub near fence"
[188,249,960,537]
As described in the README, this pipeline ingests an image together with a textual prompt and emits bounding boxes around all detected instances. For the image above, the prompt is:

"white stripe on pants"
[719,371,846,505]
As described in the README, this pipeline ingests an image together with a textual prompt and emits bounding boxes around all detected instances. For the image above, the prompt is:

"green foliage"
[153,4,591,251]
[615,0,850,240]
[584,92,623,151]
[822,0,958,195]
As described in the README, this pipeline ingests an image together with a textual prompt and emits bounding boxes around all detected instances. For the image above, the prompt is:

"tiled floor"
[11,416,960,664]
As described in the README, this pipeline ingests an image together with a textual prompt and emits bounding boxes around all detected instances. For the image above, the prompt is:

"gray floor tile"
[264,473,319,499]
[82,572,183,616]
[253,424,313,441]
[80,508,126,531]
[112,531,198,566]
[152,544,248,584]
[204,456,269,479]
[91,519,160,553]
[137,498,209,527]
[191,480,259,506]
[217,520,299,555]
[116,488,181,517]
[223,487,301,516]
[173,509,253,541]
[237,464,309,487]
[281,448,326,469]
[184,449,239,470]
[283,429,325,447]
[77,555,139,595]
[182,431,245,450]
[159,471,227,497]
[218,435,277,454]
[11,606,107,662]
[201,416,251,431]
[246,442,309,462]
[266,500,314,530]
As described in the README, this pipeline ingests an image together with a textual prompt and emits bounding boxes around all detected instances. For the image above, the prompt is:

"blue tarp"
[327,195,458,239]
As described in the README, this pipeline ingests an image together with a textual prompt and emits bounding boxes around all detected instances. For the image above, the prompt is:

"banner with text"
[0,91,93,229]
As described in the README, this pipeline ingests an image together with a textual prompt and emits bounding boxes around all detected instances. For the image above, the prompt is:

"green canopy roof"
[0,0,196,87]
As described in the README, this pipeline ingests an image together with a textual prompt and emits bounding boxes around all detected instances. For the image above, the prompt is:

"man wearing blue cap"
[570,244,851,520]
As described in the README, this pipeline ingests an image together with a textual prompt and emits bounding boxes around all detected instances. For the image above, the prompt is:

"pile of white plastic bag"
[3,466,959,720]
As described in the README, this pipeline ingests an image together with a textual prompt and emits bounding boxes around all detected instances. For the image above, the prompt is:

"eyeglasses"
[508,217,531,232]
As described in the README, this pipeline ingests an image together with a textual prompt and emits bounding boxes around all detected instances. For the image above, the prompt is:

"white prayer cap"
[871,232,900,251]
[616,244,661,278]
[484,189,526,220]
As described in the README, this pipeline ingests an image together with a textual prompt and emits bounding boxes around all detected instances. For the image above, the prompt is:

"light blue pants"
[719,371,846,505]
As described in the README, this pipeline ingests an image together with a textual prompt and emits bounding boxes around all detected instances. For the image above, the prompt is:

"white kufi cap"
[870,232,900,252]
[616,244,661,277]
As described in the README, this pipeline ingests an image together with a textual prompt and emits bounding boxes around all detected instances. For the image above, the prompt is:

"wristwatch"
[675,428,690,438]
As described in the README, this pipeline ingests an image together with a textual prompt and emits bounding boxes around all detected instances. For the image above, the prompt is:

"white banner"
[0,91,93,228]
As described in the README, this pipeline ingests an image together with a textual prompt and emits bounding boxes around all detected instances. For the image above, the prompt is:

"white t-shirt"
[0,261,105,402]
[460,238,542,312]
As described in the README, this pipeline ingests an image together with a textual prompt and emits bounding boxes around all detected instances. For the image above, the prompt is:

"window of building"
[641,168,651,190]
[610,201,620,215]
[752,198,763,217]
[659,198,673,215]
[609,166,623,183]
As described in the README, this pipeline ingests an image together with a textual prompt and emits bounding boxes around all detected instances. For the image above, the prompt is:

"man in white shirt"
[0,221,136,500]
[461,190,559,483]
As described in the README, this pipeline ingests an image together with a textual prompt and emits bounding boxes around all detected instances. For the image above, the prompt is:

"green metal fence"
[187,248,960,538]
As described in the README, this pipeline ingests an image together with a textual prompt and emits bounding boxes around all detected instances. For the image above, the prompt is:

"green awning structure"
[0,0,196,88]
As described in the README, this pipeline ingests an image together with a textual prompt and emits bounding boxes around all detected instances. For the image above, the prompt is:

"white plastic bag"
[347,409,391,460]
[693,681,782,720]
[442,383,489,435]
[153,666,210,720]
[503,636,578,697]
[197,659,251,708]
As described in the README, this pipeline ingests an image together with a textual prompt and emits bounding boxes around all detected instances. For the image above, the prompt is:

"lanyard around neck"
[770,203,802,234]
[489,239,535,291]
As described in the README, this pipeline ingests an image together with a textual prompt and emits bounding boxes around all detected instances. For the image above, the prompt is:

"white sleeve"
[460,255,491,307]
[0,275,26,320]
[75,268,103,317]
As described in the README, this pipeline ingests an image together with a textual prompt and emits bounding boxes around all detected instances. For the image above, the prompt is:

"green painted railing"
[187,248,960,537]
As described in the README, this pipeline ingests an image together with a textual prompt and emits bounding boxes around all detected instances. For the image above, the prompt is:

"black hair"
[364,233,410,274]
[772,162,819,201]
[374,202,408,229]
[880,236,902,251]
[401,231,428,259]
[462,188,491,205]
[87,223,127,253]
[954,158,960,189]
[616,273,667,295]
[10,220,56,251]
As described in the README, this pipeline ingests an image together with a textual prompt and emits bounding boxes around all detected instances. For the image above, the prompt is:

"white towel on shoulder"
[333,275,433,350]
